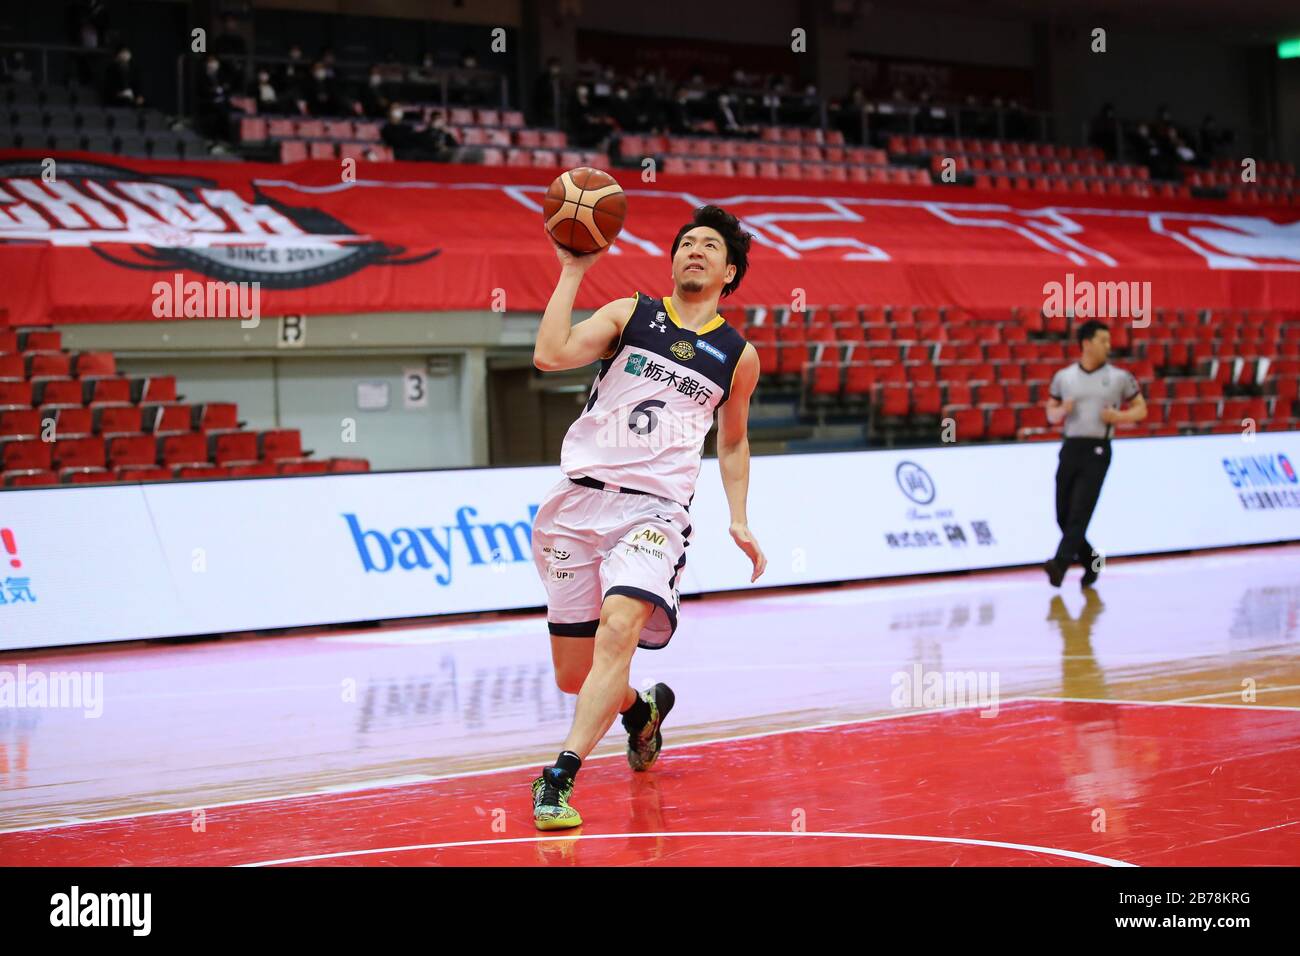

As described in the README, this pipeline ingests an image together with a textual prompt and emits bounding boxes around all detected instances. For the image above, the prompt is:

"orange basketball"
[543,167,626,254]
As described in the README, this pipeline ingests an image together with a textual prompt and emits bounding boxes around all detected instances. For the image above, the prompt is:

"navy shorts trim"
[604,584,678,650]
[549,619,599,638]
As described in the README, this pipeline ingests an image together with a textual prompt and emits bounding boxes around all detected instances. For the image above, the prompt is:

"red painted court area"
[4,698,1298,867]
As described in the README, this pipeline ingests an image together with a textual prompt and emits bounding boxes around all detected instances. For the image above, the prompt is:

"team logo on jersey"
[625,353,648,375]
[696,339,727,363]
[650,312,668,333]
[670,340,696,362]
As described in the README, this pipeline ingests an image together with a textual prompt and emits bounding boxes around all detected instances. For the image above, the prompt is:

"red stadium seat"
[986,408,1017,440]
[1,438,53,472]
[328,458,371,473]
[210,431,260,466]
[109,435,157,468]
[35,380,82,407]
[878,385,910,418]
[93,406,142,436]
[951,408,985,441]
[260,430,305,461]
[53,436,107,474]
[159,433,209,468]
[47,407,92,438]
[0,409,42,438]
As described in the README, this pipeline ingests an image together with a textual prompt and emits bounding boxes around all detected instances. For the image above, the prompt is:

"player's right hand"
[1060,398,1075,414]
[550,227,609,274]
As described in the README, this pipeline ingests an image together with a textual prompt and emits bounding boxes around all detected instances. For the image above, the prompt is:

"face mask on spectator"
[313,69,327,81]
[370,74,382,87]
[389,108,403,123]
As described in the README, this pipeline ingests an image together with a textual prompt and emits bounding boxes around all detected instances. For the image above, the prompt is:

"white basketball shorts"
[531,476,692,649]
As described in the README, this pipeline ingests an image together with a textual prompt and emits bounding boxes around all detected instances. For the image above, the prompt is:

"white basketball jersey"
[560,293,748,506]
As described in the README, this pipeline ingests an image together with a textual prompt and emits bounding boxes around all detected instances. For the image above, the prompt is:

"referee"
[1044,320,1147,588]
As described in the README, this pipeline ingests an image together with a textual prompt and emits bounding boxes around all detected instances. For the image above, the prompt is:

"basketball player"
[528,204,766,829]
[1044,320,1146,588]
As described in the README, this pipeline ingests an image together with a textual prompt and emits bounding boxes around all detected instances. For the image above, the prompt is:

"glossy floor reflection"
[1,543,1298,866]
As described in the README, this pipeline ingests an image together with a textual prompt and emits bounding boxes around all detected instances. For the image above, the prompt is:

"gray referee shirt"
[1048,362,1141,439]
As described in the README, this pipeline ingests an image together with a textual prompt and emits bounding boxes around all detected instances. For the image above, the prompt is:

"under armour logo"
[650,312,667,333]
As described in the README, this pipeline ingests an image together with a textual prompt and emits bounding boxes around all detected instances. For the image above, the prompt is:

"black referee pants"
[1054,437,1111,567]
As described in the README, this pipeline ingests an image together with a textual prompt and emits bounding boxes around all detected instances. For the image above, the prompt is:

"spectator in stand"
[569,83,618,147]
[278,44,309,103]
[668,85,708,135]
[1198,115,1229,164]
[833,85,868,145]
[380,105,458,161]
[358,65,391,120]
[714,92,758,138]
[103,45,144,107]
[1126,122,1161,175]
[196,54,233,139]
[1003,97,1030,140]
[320,48,338,81]
[250,68,291,115]
[449,49,487,106]
[70,11,101,87]
[1089,102,1119,159]
[532,56,563,128]
[303,61,342,116]
[212,14,246,86]
[609,83,649,133]
[1,49,34,84]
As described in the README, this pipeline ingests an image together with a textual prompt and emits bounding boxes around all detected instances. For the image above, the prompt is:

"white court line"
[1164,684,1300,704]
[238,830,1136,868]
[5,696,1293,837]
[1021,696,1300,713]
[0,698,1037,835]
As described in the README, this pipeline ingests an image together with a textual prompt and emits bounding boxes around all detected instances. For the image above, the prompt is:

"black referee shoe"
[1044,558,1066,588]
[1081,564,1099,588]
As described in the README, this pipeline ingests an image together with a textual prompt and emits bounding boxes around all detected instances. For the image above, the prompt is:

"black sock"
[552,750,581,780]
[622,691,651,730]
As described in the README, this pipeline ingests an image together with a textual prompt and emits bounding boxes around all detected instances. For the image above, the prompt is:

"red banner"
[0,151,1297,326]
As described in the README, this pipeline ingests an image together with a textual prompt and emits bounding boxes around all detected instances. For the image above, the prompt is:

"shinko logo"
[1223,453,1299,488]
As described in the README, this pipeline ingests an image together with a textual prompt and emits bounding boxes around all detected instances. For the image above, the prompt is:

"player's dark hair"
[671,205,752,297]
[1076,319,1109,344]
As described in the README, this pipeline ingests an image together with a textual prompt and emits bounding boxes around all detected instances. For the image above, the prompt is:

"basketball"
[542,167,627,254]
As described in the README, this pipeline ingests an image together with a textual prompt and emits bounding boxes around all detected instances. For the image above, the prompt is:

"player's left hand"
[730,522,767,582]
[1100,406,1121,424]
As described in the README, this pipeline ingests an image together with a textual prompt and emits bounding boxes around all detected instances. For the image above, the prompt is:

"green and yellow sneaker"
[531,767,582,830]
[623,682,676,772]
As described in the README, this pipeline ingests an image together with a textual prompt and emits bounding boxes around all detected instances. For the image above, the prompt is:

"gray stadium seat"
[149,140,181,159]
[140,111,170,131]
[42,87,73,107]
[9,86,40,106]
[105,108,140,132]
[115,134,149,156]
[12,107,45,128]
[84,134,114,154]
[46,108,77,129]
[77,111,108,131]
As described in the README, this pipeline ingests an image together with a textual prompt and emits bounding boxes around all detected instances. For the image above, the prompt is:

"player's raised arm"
[533,235,634,372]
[717,343,766,582]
